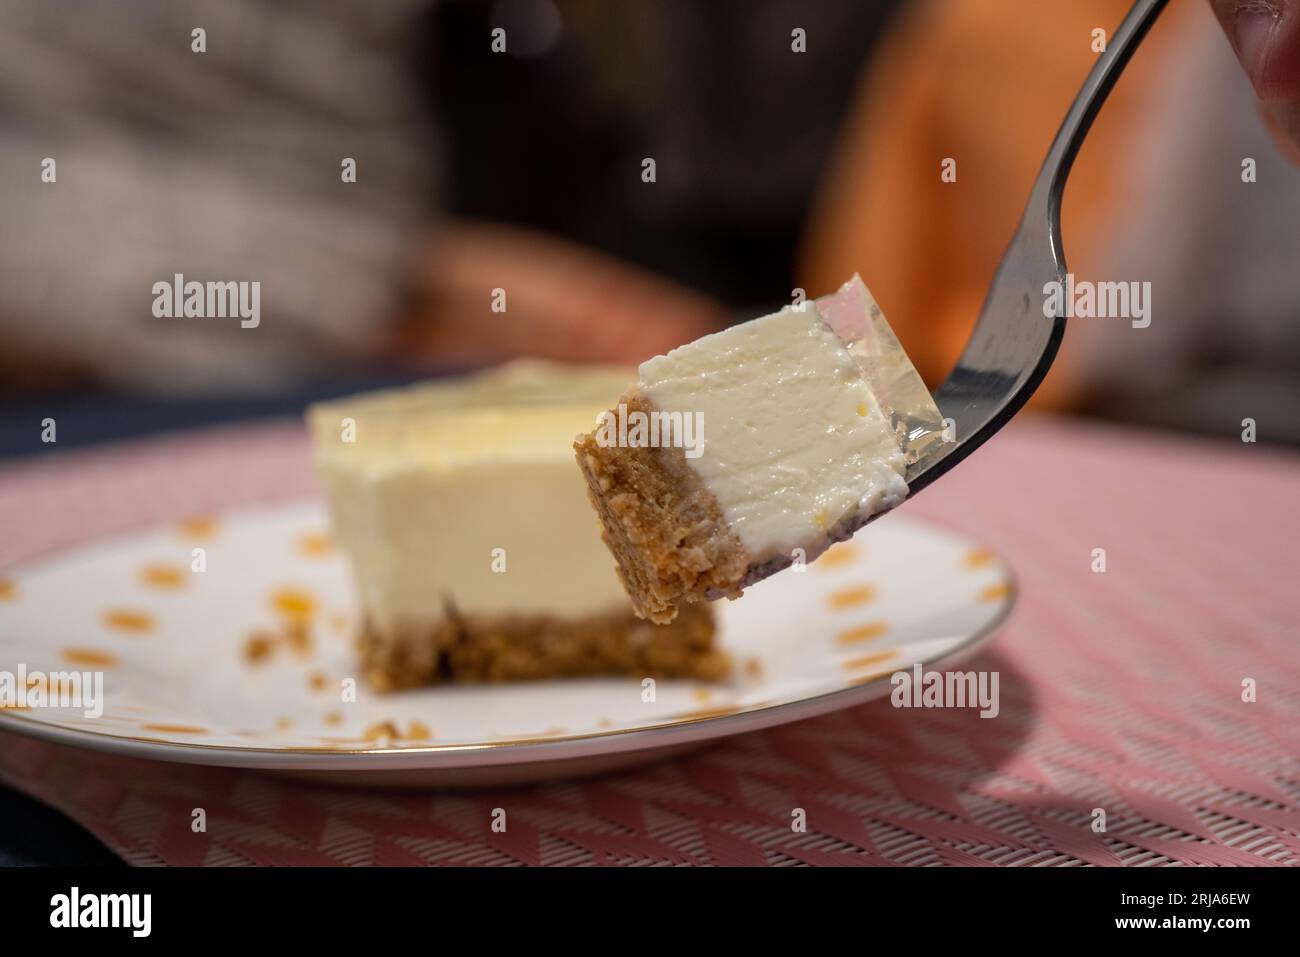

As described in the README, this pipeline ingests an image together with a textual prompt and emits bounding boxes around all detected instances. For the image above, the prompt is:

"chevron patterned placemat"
[1,416,1296,866]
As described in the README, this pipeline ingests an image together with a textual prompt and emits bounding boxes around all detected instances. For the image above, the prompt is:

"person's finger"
[1208,0,1300,161]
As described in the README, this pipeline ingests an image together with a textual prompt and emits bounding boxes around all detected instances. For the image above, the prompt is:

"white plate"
[0,500,1014,787]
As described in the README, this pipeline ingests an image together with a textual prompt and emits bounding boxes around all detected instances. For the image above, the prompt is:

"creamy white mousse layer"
[637,302,908,566]
[309,363,634,632]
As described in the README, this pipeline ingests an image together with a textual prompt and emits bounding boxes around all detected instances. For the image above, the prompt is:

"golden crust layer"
[574,390,750,624]
[360,602,727,691]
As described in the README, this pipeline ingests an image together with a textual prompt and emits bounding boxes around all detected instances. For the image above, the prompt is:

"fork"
[907,0,1169,495]
[723,0,1168,596]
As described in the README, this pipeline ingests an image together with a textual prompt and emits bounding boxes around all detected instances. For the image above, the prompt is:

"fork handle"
[1034,0,1171,253]
[913,0,1170,494]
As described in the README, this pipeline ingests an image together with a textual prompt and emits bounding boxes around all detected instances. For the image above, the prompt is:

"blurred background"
[1,0,1298,459]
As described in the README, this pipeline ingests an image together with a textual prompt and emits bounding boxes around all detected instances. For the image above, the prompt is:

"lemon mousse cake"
[308,362,725,690]
[575,276,945,624]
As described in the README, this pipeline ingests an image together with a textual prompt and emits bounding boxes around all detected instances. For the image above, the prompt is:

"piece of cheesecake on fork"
[575,276,945,624]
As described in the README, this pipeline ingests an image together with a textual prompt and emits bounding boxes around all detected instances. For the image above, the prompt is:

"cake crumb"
[363,721,401,743]
[282,620,313,655]
[178,516,217,540]
[298,532,334,557]
[244,631,276,664]
[272,587,317,622]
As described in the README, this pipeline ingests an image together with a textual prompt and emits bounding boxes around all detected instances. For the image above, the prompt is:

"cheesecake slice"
[575,276,945,623]
[308,362,727,690]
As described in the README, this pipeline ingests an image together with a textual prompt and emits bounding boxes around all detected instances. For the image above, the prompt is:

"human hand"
[1209,0,1300,162]
[396,222,729,369]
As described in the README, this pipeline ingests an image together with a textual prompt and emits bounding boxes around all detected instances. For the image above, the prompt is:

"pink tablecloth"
[0,416,1297,866]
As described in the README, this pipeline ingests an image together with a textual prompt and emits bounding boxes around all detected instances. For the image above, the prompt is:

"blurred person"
[0,0,732,396]
[802,0,1300,443]
[0,0,900,397]
[0,0,439,394]
[11,0,1293,445]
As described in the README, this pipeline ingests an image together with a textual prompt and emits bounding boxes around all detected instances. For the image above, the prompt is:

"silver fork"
[907,0,1169,495]
[729,0,1167,594]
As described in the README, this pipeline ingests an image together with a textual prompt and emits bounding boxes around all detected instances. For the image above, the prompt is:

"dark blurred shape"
[0,787,122,866]
[490,0,563,58]
[422,0,904,310]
